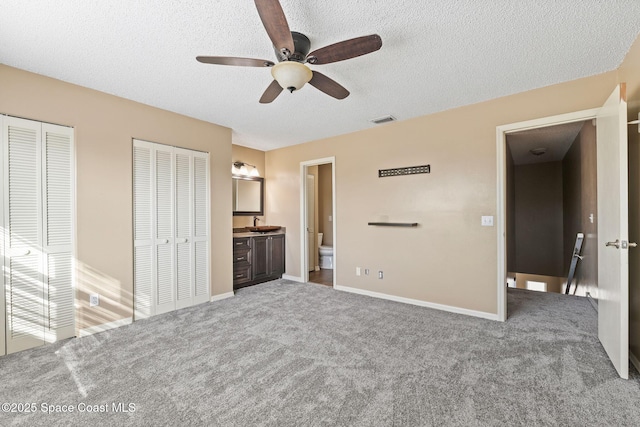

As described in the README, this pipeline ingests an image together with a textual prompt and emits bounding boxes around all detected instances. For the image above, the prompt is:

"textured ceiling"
[1,1,639,151]
[507,121,586,165]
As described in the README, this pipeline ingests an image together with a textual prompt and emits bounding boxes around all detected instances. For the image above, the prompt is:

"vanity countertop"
[233,227,286,238]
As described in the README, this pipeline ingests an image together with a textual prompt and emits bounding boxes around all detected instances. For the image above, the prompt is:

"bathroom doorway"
[300,157,336,287]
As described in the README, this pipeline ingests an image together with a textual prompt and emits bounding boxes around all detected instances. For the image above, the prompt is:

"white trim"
[495,108,599,322]
[210,292,234,303]
[282,274,304,283]
[335,285,499,321]
[79,317,132,338]
[630,351,640,374]
[299,157,336,288]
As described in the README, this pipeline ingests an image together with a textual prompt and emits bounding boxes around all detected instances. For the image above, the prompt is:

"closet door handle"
[11,248,31,256]
[158,239,169,244]
[176,238,188,243]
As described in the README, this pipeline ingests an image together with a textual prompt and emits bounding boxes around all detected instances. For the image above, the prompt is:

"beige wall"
[0,65,233,333]
[232,144,266,228]
[266,64,624,316]
[562,122,597,297]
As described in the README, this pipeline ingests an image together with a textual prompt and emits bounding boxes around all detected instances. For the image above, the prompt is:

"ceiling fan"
[196,0,383,104]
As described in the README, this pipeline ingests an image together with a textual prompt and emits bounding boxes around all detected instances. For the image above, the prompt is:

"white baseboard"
[334,285,499,321]
[282,274,304,283]
[631,351,640,374]
[210,292,234,303]
[79,317,132,337]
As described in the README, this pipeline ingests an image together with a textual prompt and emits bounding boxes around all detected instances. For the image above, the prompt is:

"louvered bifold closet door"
[192,152,210,304]
[154,145,175,315]
[133,140,209,319]
[174,149,193,309]
[3,116,45,354]
[133,140,155,319]
[42,124,74,342]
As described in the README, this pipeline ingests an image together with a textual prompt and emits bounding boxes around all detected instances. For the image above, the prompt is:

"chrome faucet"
[253,216,260,227]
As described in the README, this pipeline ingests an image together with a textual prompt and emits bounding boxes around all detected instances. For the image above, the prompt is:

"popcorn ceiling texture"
[1,1,639,150]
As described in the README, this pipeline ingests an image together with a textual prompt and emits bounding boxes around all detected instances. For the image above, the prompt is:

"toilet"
[318,233,333,270]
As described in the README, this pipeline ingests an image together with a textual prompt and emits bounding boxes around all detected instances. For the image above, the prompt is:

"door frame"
[300,157,336,286]
[496,108,600,321]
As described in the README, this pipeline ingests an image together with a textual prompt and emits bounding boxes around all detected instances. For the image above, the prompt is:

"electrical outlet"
[356,267,361,276]
[378,271,383,279]
[89,293,100,307]
[481,216,494,227]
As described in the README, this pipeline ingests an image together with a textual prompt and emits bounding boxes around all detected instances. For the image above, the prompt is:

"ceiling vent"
[370,115,396,125]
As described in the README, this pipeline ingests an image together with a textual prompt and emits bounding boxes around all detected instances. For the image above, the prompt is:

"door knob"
[606,239,621,249]
[629,242,638,248]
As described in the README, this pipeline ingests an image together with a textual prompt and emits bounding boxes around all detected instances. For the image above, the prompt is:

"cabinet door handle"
[236,257,244,261]
[235,242,243,246]
[235,273,243,278]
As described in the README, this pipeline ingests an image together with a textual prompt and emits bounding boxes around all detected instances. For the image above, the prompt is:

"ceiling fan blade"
[196,56,274,67]
[306,34,382,65]
[254,0,295,56]
[308,71,350,100]
[259,80,284,104]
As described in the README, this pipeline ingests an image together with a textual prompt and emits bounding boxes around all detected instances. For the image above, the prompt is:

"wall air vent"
[370,115,396,125]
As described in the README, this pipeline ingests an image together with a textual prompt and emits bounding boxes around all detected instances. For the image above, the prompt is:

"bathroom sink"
[247,226,281,233]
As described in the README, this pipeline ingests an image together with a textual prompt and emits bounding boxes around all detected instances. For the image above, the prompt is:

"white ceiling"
[507,121,586,165]
[1,1,639,151]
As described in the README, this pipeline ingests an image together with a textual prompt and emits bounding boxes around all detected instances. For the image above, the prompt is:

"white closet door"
[133,140,209,319]
[41,124,74,342]
[154,145,175,315]
[3,116,45,354]
[175,149,193,309]
[192,153,210,304]
[0,117,3,356]
[133,141,155,320]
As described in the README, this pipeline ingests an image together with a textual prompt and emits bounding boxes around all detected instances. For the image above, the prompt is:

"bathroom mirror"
[232,176,264,216]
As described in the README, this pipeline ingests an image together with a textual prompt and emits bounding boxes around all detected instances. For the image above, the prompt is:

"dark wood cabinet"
[233,233,285,289]
[232,237,252,286]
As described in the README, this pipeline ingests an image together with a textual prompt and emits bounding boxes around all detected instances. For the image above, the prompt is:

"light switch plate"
[481,216,494,227]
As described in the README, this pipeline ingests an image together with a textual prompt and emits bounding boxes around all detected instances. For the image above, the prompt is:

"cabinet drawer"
[233,238,251,252]
[233,264,252,284]
[233,252,250,263]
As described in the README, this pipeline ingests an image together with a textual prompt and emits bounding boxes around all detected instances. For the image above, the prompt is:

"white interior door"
[596,83,629,379]
[134,140,209,319]
[306,174,315,272]
[192,154,210,305]
[3,116,44,354]
[174,149,193,309]
[41,124,74,343]
[133,141,155,320]
[154,146,175,315]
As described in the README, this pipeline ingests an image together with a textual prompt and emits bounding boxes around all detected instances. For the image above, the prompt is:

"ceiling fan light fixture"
[271,61,312,93]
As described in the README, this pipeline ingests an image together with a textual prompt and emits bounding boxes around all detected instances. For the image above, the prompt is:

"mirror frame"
[232,175,264,216]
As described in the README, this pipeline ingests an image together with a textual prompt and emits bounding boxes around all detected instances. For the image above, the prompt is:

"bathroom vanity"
[233,229,285,289]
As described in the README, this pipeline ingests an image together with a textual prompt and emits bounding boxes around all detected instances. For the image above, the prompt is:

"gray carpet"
[1,280,639,426]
